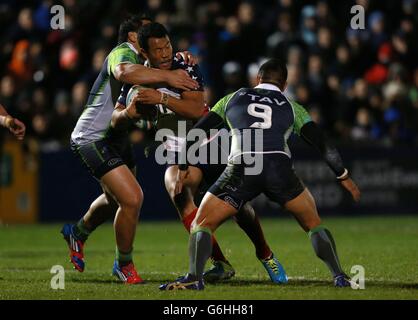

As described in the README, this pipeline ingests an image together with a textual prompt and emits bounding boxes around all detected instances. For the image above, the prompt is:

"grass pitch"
[0,216,417,300]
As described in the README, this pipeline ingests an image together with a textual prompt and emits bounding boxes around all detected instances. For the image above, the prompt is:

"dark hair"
[138,22,169,52]
[258,59,288,88]
[117,14,152,44]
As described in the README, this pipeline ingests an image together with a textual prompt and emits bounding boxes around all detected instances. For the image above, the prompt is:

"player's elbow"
[114,64,128,82]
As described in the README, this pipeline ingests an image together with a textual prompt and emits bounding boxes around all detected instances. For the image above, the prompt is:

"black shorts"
[71,137,135,180]
[167,129,230,186]
[208,153,305,211]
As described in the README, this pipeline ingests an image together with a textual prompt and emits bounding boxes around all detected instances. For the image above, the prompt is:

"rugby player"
[61,15,199,284]
[0,104,26,140]
[160,59,361,290]
[112,22,288,284]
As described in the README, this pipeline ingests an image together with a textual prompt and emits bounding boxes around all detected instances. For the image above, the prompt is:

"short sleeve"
[291,101,312,135]
[210,92,235,121]
[107,44,139,78]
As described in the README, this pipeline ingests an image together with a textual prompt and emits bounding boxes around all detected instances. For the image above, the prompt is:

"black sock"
[309,226,344,277]
[189,228,212,281]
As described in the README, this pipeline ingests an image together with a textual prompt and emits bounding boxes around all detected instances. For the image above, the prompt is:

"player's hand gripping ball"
[126,85,158,121]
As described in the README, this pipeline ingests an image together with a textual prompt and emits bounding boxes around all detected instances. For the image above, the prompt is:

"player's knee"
[192,215,218,233]
[191,220,214,233]
[119,189,143,213]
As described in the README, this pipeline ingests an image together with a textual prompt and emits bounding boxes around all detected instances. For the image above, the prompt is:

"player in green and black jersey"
[161,59,361,290]
[61,15,199,284]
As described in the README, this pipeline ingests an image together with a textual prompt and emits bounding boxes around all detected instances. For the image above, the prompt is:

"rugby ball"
[126,85,158,121]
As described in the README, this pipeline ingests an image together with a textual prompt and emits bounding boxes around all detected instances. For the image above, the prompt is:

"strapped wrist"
[160,92,169,106]
[336,168,349,181]
[0,115,13,128]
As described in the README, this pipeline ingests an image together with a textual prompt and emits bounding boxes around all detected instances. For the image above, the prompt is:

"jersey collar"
[254,83,282,92]
[126,42,139,55]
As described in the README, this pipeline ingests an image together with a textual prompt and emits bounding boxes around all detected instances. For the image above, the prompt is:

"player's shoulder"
[109,42,137,57]
[172,55,200,73]
[171,54,204,90]
[110,42,128,54]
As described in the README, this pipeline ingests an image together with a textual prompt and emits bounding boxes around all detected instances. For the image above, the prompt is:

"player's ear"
[140,48,148,60]
[127,31,137,44]
[255,74,262,86]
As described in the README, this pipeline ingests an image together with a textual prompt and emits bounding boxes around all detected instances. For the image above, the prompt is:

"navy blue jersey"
[211,84,311,159]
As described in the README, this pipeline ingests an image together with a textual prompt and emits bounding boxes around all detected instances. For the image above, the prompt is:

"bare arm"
[111,98,140,131]
[114,63,198,91]
[165,91,205,119]
[138,89,205,120]
[0,104,26,140]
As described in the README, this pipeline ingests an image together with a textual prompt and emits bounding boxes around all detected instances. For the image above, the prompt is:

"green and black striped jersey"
[71,42,141,145]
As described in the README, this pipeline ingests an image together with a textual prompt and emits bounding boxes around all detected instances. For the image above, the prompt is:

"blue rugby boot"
[260,253,288,284]
[334,273,357,288]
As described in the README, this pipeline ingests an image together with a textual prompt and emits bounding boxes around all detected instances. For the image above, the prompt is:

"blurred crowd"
[1,0,418,149]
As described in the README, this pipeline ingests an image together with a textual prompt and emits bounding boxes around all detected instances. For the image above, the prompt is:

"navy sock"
[189,227,212,281]
[309,225,344,277]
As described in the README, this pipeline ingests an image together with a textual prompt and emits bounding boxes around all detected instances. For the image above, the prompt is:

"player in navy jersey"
[112,23,288,284]
[161,59,361,290]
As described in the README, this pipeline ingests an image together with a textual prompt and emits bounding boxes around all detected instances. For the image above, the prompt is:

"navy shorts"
[208,153,305,211]
[71,137,135,180]
[166,129,229,186]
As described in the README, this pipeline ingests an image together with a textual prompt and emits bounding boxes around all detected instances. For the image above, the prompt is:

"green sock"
[73,218,91,242]
[116,247,133,267]
[309,225,344,277]
[189,226,213,281]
